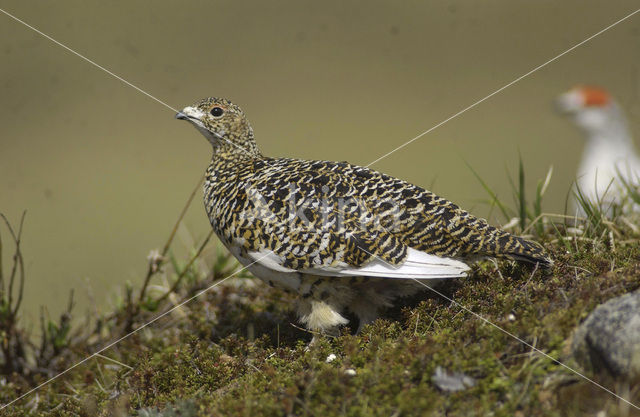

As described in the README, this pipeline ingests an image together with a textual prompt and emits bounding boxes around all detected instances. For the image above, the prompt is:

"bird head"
[176,97,260,156]
[555,86,620,135]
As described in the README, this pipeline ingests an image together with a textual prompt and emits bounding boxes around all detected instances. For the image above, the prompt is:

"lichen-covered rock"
[572,291,640,380]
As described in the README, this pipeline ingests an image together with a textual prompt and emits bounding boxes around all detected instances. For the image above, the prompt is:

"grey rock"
[431,366,476,392]
[572,291,640,380]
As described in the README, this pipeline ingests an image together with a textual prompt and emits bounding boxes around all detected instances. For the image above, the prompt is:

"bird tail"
[500,235,553,269]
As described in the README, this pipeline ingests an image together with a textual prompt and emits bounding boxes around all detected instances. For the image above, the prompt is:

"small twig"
[620,217,640,234]
[246,362,263,375]
[137,174,204,303]
[14,212,26,316]
[63,381,80,395]
[550,235,613,244]
[289,322,335,339]
[558,289,570,308]
[67,289,75,314]
[12,242,25,317]
[155,229,215,304]
[94,353,133,370]
[38,306,46,363]
[519,262,539,291]
[450,309,465,322]
[566,264,593,276]
[1,214,19,311]
[490,259,504,280]
[521,212,595,235]
[0,212,27,316]
[425,309,440,332]
[93,375,107,394]
[609,230,616,252]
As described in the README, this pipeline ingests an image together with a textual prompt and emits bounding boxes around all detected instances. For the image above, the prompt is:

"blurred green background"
[1,0,639,322]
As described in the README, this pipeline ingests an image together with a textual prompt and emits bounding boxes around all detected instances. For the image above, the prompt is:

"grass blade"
[518,153,526,231]
[464,160,512,221]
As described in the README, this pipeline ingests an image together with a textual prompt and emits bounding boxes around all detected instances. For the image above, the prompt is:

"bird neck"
[211,131,264,163]
[582,103,634,152]
[584,117,635,157]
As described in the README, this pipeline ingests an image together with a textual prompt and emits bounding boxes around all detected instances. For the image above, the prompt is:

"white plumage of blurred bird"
[556,85,640,215]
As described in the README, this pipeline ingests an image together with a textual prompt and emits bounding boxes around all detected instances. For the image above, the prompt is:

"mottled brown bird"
[176,97,551,336]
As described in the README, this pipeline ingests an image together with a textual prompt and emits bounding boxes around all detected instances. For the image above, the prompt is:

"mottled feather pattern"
[204,156,550,270]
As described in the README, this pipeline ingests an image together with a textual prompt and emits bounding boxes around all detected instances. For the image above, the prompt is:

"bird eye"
[210,107,224,117]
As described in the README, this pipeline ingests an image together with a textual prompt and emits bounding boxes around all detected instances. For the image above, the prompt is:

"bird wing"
[231,158,471,279]
[230,157,550,271]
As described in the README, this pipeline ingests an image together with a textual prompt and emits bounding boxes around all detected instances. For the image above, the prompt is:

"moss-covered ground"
[0,235,638,416]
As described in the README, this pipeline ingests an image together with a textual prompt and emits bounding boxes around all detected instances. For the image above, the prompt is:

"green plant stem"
[1,212,26,316]
[137,174,204,304]
[155,229,215,305]
[464,160,511,220]
[518,154,526,231]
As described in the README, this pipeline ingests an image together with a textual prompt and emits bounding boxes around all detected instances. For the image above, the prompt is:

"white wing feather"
[248,247,469,280]
[246,249,296,273]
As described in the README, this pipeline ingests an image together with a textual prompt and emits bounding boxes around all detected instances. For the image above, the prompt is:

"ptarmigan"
[556,85,640,215]
[176,97,551,336]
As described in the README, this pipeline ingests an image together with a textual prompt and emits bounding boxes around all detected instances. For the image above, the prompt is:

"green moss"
[0,241,638,416]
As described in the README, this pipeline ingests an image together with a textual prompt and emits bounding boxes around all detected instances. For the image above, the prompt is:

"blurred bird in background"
[556,85,640,216]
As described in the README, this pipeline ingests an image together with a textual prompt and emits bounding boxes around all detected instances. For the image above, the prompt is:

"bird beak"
[555,90,582,114]
[175,105,222,143]
[175,106,206,122]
